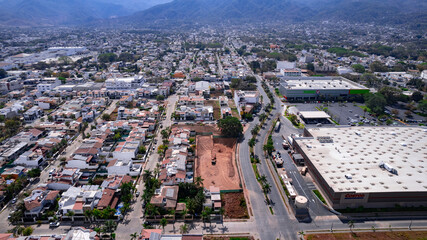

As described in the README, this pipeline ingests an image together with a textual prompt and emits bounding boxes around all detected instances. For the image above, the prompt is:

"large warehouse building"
[279,76,369,101]
[292,126,427,209]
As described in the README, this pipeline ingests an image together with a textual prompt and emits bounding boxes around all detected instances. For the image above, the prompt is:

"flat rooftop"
[281,77,367,90]
[295,127,427,193]
[300,111,331,119]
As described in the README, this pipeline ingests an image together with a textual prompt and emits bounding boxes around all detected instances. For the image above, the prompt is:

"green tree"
[412,91,423,102]
[194,176,204,187]
[0,69,7,79]
[130,232,139,240]
[27,168,41,178]
[101,114,111,121]
[138,145,147,154]
[259,175,267,184]
[161,129,169,139]
[298,231,305,240]
[66,211,75,221]
[370,61,388,72]
[22,227,33,236]
[306,63,315,72]
[201,207,212,226]
[263,144,274,154]
[98,53,118,63]
[352,64,365,73]
[118,52,134,62]
[103,220,117,237]
[418,100,427,113]
[180,224,189,234]
[156,95,165,101]
[217,116,243,137]
[120,182,134,203]
[365,93,387,115]
[143,170,152,181]
[259,113,267,122]
[248,138,256,148]
[84,210,93,223]
[160,218,168,232]
[262,183,271,194]
[379,86,403,104]
[113,132,121,142]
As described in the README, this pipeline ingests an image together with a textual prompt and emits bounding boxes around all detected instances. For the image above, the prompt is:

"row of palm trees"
[258,175,272,204]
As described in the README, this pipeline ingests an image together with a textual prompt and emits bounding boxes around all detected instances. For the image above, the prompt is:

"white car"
[50,221,60,227]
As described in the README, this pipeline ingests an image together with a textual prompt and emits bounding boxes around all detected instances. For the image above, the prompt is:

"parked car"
[11,198,17,204]
[136,191,140,197]
[49,221,60,228]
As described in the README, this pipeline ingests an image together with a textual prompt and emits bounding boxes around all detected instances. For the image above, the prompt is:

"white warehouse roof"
[294,127,427,194]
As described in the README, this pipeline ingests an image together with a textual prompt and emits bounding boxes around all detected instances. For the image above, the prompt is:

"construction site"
[195,136,240,191]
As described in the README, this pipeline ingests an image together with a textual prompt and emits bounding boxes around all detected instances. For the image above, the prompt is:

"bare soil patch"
[228,100,241,119]
[205,100,221,120]
[195,136,240,190]
[175,124,221,135]
[221,192,249,219]
[305,231,427,240]
[110,107,118,121]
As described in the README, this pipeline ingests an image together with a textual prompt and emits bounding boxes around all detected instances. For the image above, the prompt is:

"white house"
[14,150,45,168]
[107,159,142,176]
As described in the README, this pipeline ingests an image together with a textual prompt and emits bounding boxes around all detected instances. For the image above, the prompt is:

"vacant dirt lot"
[222,192,249,219]
[305,231,427,240]
[205,100,221,120]
[176,124,221,135]
[196,136,240,190]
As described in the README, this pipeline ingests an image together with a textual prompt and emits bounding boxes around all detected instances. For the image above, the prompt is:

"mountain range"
[0,0,171,26]
[0,0,425,28]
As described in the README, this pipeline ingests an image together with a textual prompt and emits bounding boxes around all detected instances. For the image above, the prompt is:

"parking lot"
[293,102,385,126]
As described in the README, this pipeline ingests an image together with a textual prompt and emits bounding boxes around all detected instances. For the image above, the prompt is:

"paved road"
[115,94,178,239]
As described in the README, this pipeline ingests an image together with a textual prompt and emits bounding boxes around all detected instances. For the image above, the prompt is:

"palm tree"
[84,210,93,223]
[259,113,267,122]
[298,231,305,240]
[182,208,188,221]
[201,209,209,227]
[143,170,152,181]
[169,209,176,221]
[153,167,160,177]
[66,211,75,222]
[262,183,271,194]
[180,224,189,234]
[348,220,355,234]
[130,232,139,240]
[194,176,204,187]
[371,225,376,232]
[104,220,117,237]
[160,218,168,233]
[219,207,225,224]
[259,175,267,184]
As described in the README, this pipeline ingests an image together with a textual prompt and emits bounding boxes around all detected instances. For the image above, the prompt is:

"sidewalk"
[159,220,257,236]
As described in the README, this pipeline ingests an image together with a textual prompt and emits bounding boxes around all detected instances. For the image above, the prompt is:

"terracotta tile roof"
[45,190,59,201]
[73,201,83,210]
[141,229,161,239]
[107,159,117,168]
[25,198,41,211]
[97,188,115,209]
[0,233,12,240]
